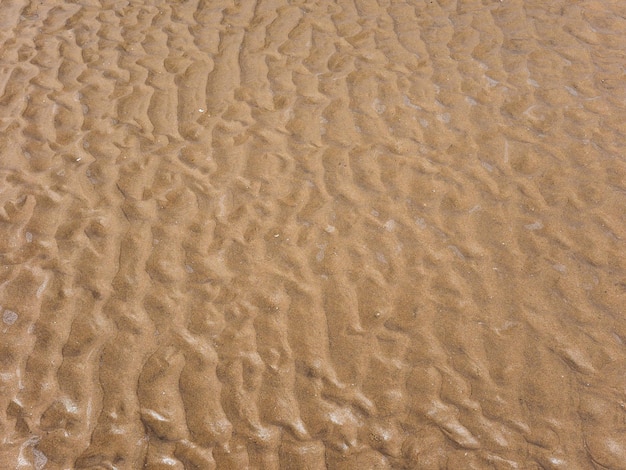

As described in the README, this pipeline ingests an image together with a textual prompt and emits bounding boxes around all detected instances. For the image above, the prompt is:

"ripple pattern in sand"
[1,1,626,468]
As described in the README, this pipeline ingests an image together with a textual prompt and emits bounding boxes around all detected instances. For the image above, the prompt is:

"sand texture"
[1,0,626,468]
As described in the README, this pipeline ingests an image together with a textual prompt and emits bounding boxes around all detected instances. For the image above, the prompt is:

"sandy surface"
[1,0,626,468]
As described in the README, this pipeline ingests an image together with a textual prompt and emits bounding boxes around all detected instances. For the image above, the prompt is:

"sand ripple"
[1,0,626,468]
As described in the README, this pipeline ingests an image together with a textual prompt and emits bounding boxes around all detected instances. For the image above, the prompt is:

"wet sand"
[1,0,626,468]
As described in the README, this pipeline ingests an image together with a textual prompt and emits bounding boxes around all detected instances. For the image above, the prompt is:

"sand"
[1,0,625,468]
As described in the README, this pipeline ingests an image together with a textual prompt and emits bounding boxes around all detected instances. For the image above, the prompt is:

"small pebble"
[3,309,18,325]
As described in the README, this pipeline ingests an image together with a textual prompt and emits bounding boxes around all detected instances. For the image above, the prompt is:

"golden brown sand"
[1,0,626,468]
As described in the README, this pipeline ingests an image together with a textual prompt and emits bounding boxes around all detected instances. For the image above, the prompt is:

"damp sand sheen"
[1,1,626,469]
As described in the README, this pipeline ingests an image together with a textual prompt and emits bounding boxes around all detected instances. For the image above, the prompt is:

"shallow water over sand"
[1,1,626,468]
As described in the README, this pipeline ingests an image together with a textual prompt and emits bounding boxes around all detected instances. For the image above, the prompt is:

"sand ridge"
[1,0,626,468]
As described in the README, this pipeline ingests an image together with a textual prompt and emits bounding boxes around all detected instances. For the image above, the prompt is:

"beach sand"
[1,0,626,468]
